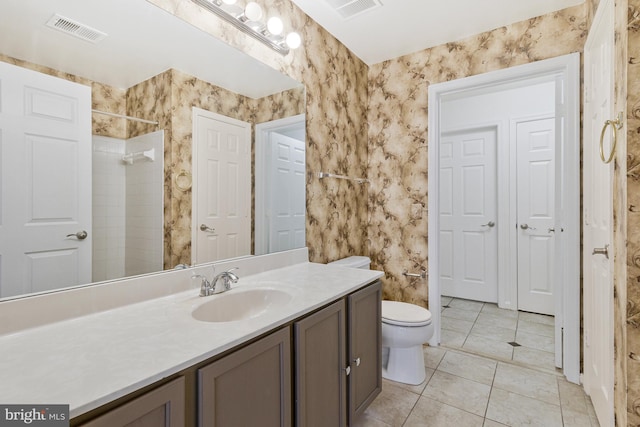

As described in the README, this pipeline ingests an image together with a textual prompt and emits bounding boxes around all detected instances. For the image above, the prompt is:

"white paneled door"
[267,132,306,253]
[583,0,615,423]
[439,127,498,302]
[516,117,556,316]
[0,62,92,298]
[192,108,251,264]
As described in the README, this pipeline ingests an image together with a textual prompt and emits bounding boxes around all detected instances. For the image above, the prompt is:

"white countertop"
[0,261,383,418]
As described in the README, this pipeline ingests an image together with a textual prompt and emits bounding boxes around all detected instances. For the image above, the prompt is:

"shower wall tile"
[367,5,587,307]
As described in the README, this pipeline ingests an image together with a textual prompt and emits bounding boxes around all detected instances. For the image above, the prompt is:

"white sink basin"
[192,288,294,323]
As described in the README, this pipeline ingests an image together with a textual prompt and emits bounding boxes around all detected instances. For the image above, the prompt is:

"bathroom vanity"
[0,249,383,427]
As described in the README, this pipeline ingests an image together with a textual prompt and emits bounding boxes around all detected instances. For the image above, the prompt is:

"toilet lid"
[382,300,432,327]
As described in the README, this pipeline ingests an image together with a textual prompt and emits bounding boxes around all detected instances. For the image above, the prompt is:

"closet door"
[439,126,498,302]
[0,61,92,298]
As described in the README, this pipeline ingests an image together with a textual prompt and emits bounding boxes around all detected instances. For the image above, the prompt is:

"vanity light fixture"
[191,0,302,55]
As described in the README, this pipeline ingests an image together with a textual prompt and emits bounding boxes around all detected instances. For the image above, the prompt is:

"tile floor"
[353,297,600,426]
[440,296,556,371]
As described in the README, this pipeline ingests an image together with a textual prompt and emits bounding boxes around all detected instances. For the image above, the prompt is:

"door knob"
[481,221,495,228]
[200,224,215,233]
[66,230,88,240]
[520,224,536,230]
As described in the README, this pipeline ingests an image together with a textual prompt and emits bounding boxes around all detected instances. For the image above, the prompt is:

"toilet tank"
[328,256,371,270]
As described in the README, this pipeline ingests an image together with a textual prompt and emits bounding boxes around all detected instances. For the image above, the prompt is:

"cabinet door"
[198,327,291,427]
[79,377,185,427]
[294,299,347,427]
[348,281,382,422]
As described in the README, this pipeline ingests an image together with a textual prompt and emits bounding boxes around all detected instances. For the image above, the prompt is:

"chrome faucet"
[194,266,239,297]
[211,267,239,294]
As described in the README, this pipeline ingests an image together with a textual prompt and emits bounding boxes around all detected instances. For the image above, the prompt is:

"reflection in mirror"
[0,0,305,300]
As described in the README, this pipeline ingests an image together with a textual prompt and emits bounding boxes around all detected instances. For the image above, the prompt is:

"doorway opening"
[255,114,306,256]
[427,54,581,383]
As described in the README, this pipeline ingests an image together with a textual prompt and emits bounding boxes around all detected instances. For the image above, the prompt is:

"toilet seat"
[382,300,432,327]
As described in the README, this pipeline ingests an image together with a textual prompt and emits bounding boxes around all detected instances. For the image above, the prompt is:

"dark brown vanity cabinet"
[294,281,382,427]
[198,326,291,427]
[78,377,185,427]
[347,281,382,421]
[73,280,380,427]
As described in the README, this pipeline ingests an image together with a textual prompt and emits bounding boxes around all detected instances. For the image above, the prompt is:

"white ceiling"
[0,0,301,98]
[291,0,585,65]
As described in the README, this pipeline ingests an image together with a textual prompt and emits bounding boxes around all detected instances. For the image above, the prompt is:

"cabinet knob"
[354,357,361,367]
[344,366,351,376]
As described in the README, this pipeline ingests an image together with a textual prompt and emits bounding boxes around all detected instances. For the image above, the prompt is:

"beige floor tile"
[422,370,491,416]
[351,412,392,427]
[492,362,560,405]
[512,345,556,370]
[517,319,554,337]
[557,378,588,413]
[516,329,555,352]
[475,312,518,330]
[436,350,497,385]
[486,388,563,427]
[403,396,484,427]
[441,296,453,306]
[441,328,468,348]
[363,381,419,426]
[423,345,446,369]
[470,322,516,342]
[585,396,601,426]
[448,298,484,313]
[383,368,434,395]
[441,316,475,334]
[480,303,519,319]
[483,419,508,427]
[518,311,554,326]
[462,335,514,360]
[562,408,594,427]
[442,307,480,322]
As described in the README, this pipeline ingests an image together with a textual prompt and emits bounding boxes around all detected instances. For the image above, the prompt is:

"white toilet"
[328,256,433,385]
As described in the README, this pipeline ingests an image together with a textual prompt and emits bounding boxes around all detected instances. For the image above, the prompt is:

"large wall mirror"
[0,0,306,300]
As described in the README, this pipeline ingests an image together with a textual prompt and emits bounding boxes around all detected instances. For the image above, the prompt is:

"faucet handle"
[193,274,212,297]
[225,267,239,282]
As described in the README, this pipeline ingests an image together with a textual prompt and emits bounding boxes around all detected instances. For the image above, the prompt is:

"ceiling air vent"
[325,0,383,20]
[46,14,107,43]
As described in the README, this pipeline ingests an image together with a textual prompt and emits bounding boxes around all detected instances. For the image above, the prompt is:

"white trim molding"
[427,53,581,384]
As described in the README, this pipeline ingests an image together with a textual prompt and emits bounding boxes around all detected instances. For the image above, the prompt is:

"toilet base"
[382,345,426,385]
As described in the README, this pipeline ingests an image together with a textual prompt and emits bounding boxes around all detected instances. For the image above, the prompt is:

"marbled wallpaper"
[626,0,640,424]
[148,0,370,266]
[367,5,588,306]
[125,68,304,268]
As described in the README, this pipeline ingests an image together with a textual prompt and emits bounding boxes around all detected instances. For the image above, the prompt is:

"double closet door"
[439,81,557,316]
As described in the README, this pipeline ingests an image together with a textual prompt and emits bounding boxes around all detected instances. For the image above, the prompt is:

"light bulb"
[285,32,301,49]
[221,0,237,4]
[267,16,284,35]
[244,2,263,21]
